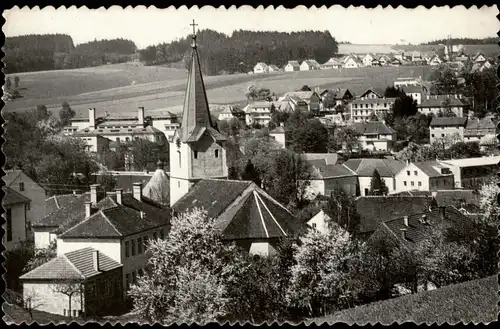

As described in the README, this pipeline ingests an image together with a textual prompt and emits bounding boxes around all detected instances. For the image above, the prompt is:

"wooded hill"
[138,29,339,75]
[4,34,137,73]
[421,37,498,45]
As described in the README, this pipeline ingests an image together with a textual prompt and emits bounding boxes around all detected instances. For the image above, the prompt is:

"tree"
[59,101,76,126]
[129,138,169,171]
[286,225,361,317]
[448,141,481,159]
[241,159,261,186]
[288,118,328,153]
[35,104,50,121]
[430,65,460,95]
[391,94,418,118]
[50,280,83,317]
[6,76,12,89]
[384,86,405,98]
[23,290,44,321]
[396,142,435,163]
[14,75,20,88]
[324,189,360,235]
[245,85,272,101]
[96,170,117,193]
[333,126,361,158]
[479,177,500,225]
[23,241,57,273]
[369,169,389,195]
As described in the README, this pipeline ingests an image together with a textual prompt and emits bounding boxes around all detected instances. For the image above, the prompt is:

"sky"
[3,5,499,48]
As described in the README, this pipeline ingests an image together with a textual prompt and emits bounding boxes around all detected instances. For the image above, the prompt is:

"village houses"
[418,94,467,117]
[429,117,467,144]
[304,161,358,199]
[243,101,274,127]
[280,91,321,113]
[269,124,286,148]
[284,60,300,72]
[351,121,397,152]
[361,53,375,66]
[342,55,363,68]
[394,161,455,193]
[253,62,269,74]
[321,58,342,70]
[299,59,321,71]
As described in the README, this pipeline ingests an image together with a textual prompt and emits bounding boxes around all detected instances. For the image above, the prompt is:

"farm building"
[253,62,269,74]
[300,59,321,71]
[429,117,467,144]
[284,60,300,72]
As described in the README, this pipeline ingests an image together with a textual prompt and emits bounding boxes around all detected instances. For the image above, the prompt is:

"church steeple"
[178,20,225,143]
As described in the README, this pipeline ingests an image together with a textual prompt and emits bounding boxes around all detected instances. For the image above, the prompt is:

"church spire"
[178,20,224,143]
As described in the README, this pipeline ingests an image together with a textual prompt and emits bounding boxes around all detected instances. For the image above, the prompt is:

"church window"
[214,149,219,158]
[177,151,181,167]
[194,151,198,159]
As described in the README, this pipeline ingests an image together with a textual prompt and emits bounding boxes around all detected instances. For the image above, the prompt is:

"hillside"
[4,64,433,118]
[313,275,498,325]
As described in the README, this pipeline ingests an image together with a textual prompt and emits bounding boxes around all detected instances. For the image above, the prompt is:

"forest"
[138,29,339,75]
[4,34,137,73]
[421,37,498,45]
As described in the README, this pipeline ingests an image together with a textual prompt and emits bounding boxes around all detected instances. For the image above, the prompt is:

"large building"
[429,117,467,144]
[418,95,467,117]
[351,121,397,152]
[394,161,455,193]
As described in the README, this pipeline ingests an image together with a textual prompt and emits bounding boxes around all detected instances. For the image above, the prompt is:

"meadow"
[312,275,498,325]
[4,62,434,118]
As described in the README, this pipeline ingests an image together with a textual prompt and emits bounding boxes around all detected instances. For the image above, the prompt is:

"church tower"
[169,21,228,207]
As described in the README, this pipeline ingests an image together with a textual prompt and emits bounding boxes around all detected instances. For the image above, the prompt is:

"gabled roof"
[3,187,31,206]
[287,60,300,67]
[356,196,434,234]
[301,153,339,165]
[419,95,466,108]
[45,194,80,215]
[59,194,170,238]
[301,59,321,67]
[178,42,225,143]
[429,117,467,127]
[359,87,384,98]
[283,91,318,100]
[270,126,285,134]
[464,117,496,136]
[20,247,122,281]
[343,158,405,177]
[412,161,451,177]
[310,163,357,179]
[351,122,396,135]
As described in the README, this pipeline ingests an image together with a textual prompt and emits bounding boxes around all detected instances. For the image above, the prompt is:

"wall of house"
[169,139,193,206]
[9,172,46,229]
[249,242,277,257]
[429,176,455,191]
[150,118,179,140]
[395,164,430,192]
[307,210,330,234]
[358,176,395,196]
[23,282,83,316]
[71,120,90,130]
[3,204,27,251]
[270,133,286,148]
[324,176,358,196]
[34,227,57,249]
[84,267,123,316]
[430,126,464,144]
[57,238,122,263]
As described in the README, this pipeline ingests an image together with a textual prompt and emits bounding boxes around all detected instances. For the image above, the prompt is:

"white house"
[307,209,331,234]
[428,55,445,66]
[361,53,375,67]
[253,62,269,74]
[350,97,396,122]
[284,61,300,72]
[429,117,467,144]
[321,58,342,70]
[394,161,455,193]
[351,122,397,151]
[343,55,363,68]
[343,158,405,196]
[394,77,423,88]
[304,162,358,200]
[269,124,286,148]
[300,59,321,71]
[418,95,467,117]
[243,101,274,126]
[472,52,487,63]
[401,85,425,105]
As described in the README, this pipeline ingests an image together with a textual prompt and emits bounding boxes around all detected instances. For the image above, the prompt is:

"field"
[312,275,498,325]
[4,62,433,118]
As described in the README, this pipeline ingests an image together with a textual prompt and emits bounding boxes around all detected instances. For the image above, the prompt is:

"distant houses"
[284,60,300,72]
[429,117,467,144]
[300,59,321,71]
[253,62,269,74]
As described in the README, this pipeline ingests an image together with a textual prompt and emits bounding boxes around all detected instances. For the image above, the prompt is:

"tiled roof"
[434,190,480,208]
[351,98,396,105]
[287,61,300,67]
[343,158,405,177]
[439,156,500,168]
[420,95,466,108]
[382,207,470,247]
[351,122,396,135]
[400,85,425,93]
[105,173,153,193]
[356,196,434,234]
[413,161,451,177]
[20,247,122,280]
[310,163,357,179]
[464,117,496,136]
[283,91,317,100]
[2,170,23,186]
[301,153,339,165]
[359,87,385,98]
[429,117,467,127]
[45,194,80,215]
[3,187,31,206]
[173,179,252,219]
[59,194,170,238]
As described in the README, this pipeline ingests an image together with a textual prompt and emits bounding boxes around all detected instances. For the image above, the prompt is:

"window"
[137,237,143,254]
[177,151,181,167]
[131,239,136,256]
[403,181,407,186]
[414,171,418,176]
[126,137,130,142]
[125,241,130,258]
[104,280,111,295]
[214,149,219,158]
[407,171,410,176]
[312,223,317,228]
[64,309,66,316]
[26,221,31,232]
[194,151,198,159]
[418,181,422,187]
[6,209,12,242]
[116,137,120,142]
[178,181,180,188]
[138,268,144,277]
[19,182,24,191]
[73,310,77,317]
[135,136,139,141]
[441,134,444,137]
[159,229,164,240]
[431,134,435,138]
[411,181,414,186]
[126,274,131,288]
[132,271,137,284]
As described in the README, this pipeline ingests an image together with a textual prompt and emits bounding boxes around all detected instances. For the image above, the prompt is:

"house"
[377,54,391,66]
[2,187,31,251]
[359,87,384,100]
[394,77,423,88]
[428,54,445,66]
[350,97,396,121]
[269,124,286,148]
[300,59,321,71]
[438,156,500,189]
[321,58,342,70]
[320,88,354,110]
[343,158,405,196]
[390,58,403,66]
[304,162,358,199]
[464,116,496,150]
[281,91,321,113]
[243,101,274,126]
[429,117,467,144]
[268,64,280,73]
[217,105,245,122]
[20,248,123,317]
[394,161,455,193]
[168,36,306,256]
[343,55,363,68]
[350,121,397,151]
[355,195,434,237]
[3,170,47,241]
[361,53,375,67]
[300,153,339,165]
[307,209,331,234]
[284,60,300,72]
[418,94,467,117]
[253,62,269,74]
[471,60,494,73]
[147,110,181,141]
[72,107,167,150]
[400,85,425,105]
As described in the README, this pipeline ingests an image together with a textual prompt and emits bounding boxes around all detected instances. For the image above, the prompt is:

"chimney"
[133,182,143,201]
[88,108,96,129]
[115,188,123,205]
[403,216,409,227]
[400,228,408,240]
[92,250,99,272]
[439,206,446,220]
[138,106,145,126]
[85,201,92,218]
[90,184,100,205]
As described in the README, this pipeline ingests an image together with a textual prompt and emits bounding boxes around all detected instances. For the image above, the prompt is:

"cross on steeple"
[190,19,198,48]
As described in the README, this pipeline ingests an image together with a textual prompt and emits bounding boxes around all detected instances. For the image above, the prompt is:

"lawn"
[4,63,433,118]
[311,275,498,325]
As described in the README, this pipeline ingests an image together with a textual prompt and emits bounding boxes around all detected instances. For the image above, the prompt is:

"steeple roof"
[178,33,226,143]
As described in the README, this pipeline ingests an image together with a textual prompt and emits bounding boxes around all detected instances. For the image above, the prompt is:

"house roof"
[412,161,451,177]
[255,62,269,68]
[302,59,320,67]
[300,153,339,165]
[177,43,225,143]
[429,117,467,127]
[45,194,80,215]
[439,156,500,168]
[287,60,300,67]
[59,194,170,238]
[400,85,425,94]
[283,91,317,100]
[310,163,357,179]
[359,87,385,98]
[419,95,466,108]
[343,158,405,177]
[351,122,396,135]
[382,207,470,247]
[100,173,153,193]
[3,187,31,206]
[351,98,396,106]
[2,169,23,187]
[73,125,163,137]
[464,117,496,136]
[20,247,122,281]
[356,196,434,234]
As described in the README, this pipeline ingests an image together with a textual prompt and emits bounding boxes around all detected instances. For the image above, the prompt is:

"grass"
[311,275,499,325]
